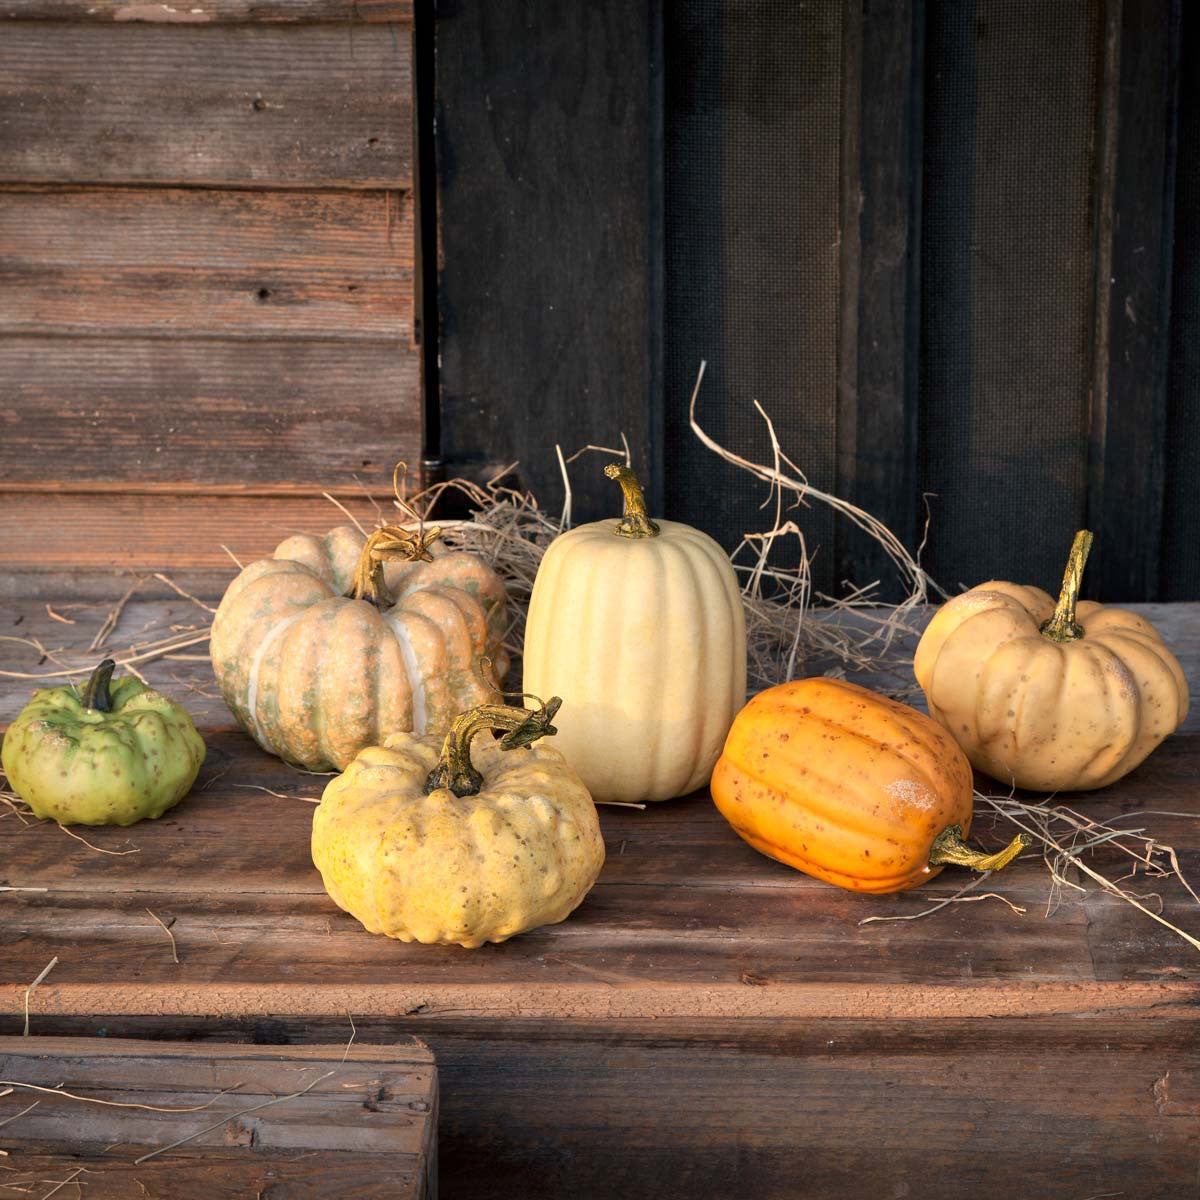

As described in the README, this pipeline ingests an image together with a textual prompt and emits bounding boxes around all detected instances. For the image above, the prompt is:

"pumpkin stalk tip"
[1040,529,1094,643]
[604,463,660,540]
[426,696,562,797]
[351,522,442,608]
[928,824,1029,874]
[81,659,117,713]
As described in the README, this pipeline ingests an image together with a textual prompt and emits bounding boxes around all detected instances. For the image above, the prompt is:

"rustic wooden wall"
[0,0,419,598]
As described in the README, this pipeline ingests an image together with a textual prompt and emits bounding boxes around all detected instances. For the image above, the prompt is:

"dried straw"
[22,959,57,1038]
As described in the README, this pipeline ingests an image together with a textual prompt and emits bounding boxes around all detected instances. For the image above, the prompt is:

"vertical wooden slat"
[1088,0,1181,600]
[836,0,923,597]
[433,0,664,520]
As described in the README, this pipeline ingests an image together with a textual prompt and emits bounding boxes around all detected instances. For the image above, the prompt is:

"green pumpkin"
[1,660,206,826]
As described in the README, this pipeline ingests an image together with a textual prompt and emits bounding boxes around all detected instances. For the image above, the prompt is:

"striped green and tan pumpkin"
[211,522,509,770]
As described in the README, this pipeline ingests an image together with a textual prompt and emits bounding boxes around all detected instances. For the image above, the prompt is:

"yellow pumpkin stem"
[604,463,660,540]
[426,696,563,797]
[1039,529,1094,643]
[81,658,116,713]
[928,824,1028,874]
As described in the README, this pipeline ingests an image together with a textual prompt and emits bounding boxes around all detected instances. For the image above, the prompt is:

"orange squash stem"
[928,824,1028,874]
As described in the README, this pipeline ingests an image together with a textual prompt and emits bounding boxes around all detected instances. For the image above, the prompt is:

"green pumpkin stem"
[604,463,660,540]
[1040,529,1094,643]
[81,659,117,713]
[426,696,562,798]
[928,824,1028,874]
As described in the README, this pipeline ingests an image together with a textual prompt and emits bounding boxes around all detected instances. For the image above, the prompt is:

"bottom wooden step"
[0,1036,437,1199]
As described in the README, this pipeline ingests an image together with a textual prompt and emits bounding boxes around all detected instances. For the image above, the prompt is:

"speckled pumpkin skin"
[914,584,1189,791]
[312,733,605,948]
[210,525,510,770]
[1,676,205,826]
[710,678,975,893]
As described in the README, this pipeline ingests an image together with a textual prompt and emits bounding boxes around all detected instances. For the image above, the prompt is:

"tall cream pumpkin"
[522,465,746,803]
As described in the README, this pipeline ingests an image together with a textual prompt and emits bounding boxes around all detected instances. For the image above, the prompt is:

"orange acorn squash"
[710,678,1024,893]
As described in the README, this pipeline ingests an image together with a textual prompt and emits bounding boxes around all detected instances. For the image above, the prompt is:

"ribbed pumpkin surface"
[211,525,508,770]
[312,734,604,948]
[522,518,746,803]
[711,678,975,892]
[914,583,1189,791]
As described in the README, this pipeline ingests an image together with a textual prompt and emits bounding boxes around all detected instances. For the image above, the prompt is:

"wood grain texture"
[1,0,412,21]
[11,1016,1200,1199]
[836,0,922,599]
[0,601,1197,1021]
[1089,0,1179,600]
[0,493,388,582]
[0,187,414,339]
[0,1036,435,1198]
[0,22,412,187]
[1,598,1198,1197]
[0,338,418,491]
[435,0,663,520]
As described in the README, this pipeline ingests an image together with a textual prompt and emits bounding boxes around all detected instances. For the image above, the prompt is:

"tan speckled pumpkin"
[311,697,605,947]
[914,530,1188,792]
[211,521,509,770]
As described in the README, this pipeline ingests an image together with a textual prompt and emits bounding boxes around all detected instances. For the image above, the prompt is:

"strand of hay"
[978,791,1200,953]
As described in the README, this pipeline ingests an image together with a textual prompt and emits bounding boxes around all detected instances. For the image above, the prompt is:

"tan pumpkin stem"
[350,523,442,608]
[426,696,563,798]
[604,463,660,539]
[1039,529,1094,643]
[81,658,116,713]
[928,824,1028,874]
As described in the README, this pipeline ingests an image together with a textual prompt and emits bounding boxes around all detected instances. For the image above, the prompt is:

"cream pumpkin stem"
[426,696,563,798]
[81,658,116,713]
[350,523,441,608]
[604,463,660,539]
[928,824,1028,874]
[1039,529,1094,643]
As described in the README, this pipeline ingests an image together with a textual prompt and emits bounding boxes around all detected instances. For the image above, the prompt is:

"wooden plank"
[1,599,1198,1196]
[11,1014,1199,1200]
[1,602,1198,1025]
[0,187,414,340]
[0,22,412,187]
[0,338,419,491]
[835,0,922,598]
[0,493,386,577]
[434,0,663,521]
[0,1153,426,1200]
[0,1036,435,1198]
[1089,0,1180,600]
[1,0,412,21]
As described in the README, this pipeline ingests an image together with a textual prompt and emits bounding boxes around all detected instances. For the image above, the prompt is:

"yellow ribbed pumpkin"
[211,520,508,770]
[914,530,1188,792]
[711,678,1024,893]
[522,465,746,803]
[311,697,605,947]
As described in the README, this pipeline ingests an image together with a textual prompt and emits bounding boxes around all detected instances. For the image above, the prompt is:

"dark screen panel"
[919,0,1100,592]
[664,0,844,591]
[1162,3,1200,600]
